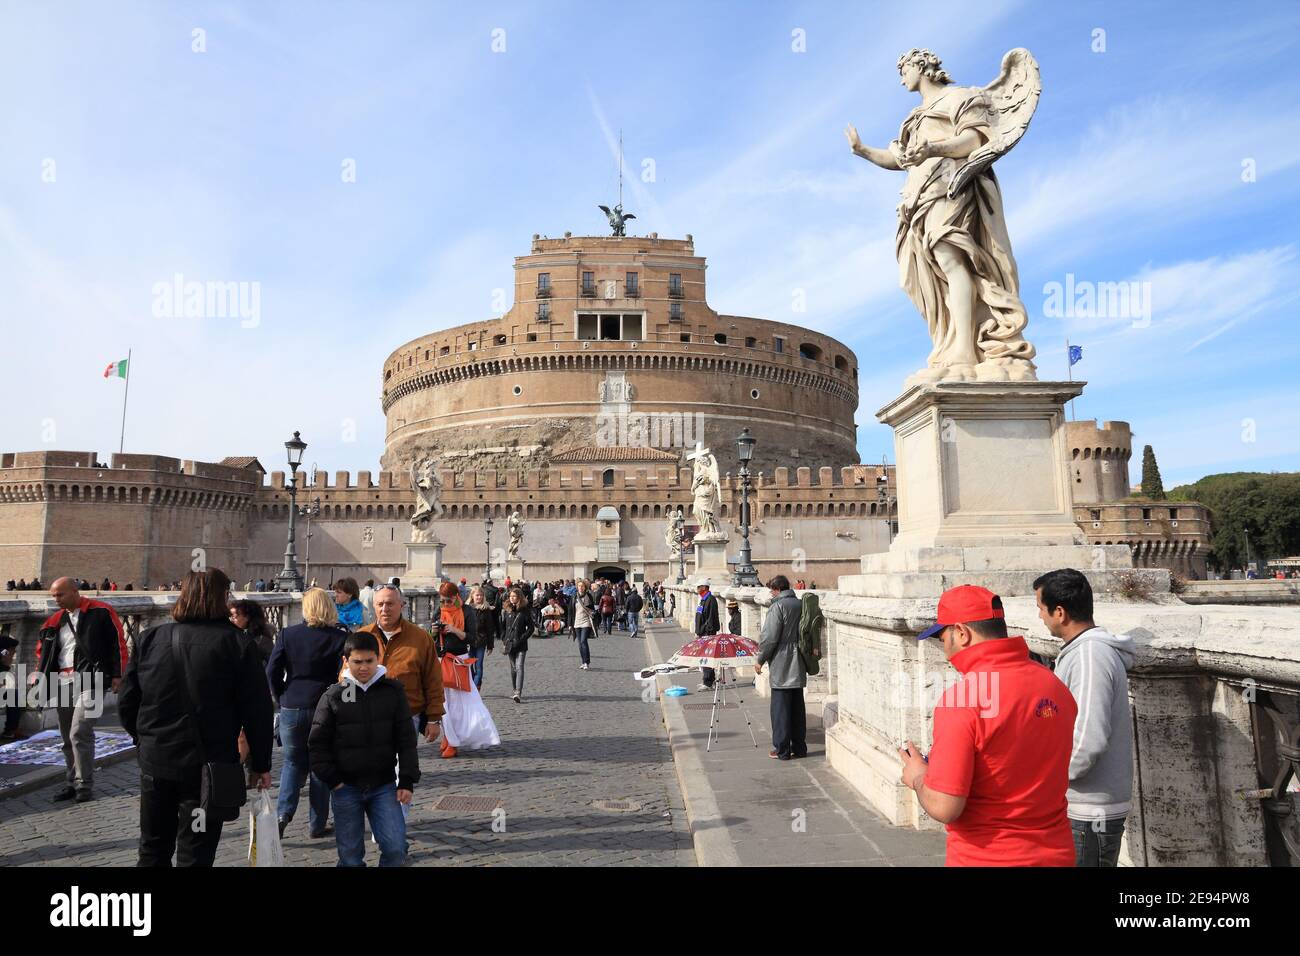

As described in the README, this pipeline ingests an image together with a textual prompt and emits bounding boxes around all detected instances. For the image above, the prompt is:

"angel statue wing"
[598,204,612,217]
[947,48,1041,199]
[622,212,636,222]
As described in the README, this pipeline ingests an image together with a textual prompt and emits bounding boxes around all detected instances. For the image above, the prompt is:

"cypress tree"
[1140,445,1166,500]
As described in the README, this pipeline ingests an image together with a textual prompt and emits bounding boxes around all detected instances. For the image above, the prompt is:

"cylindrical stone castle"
[381,234,860,476]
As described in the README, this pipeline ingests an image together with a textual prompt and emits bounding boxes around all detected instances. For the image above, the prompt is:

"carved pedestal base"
[403,540,446,587]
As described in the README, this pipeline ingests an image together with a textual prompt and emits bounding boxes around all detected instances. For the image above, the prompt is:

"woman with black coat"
[118,568,274,867]
[499,588,534,703]
[463,585,498,691]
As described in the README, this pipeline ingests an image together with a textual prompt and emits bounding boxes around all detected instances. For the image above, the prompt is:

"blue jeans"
[627,611,640,637]
[332,782,407,867]
[574,627,593,665]
[1070,816,1126,867]
[277,707,330,832]
[471,647,485,689]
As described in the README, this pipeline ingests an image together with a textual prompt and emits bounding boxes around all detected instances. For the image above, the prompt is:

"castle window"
[582,271,596,296]
[625,272,639,296]
[835,355,848,370]
[602,468,615,488]
[467,341,477,351]
[424,350,429,360]
[512,385,522,396]
[1168,507,1178,519]
[773,336,785,354]
[669,302,683,322]
[622,313,643,340]
[494,334,508,346]
[745,337,756,347]
[680,333,691,343]
[799,342,822,361]
[537,273,551,295]
[668,273,683,297]
[440,346,450,356]
[527,332,537,342]
[1090,509,1101,521]
[750,388,760,400]
[714,333,727,345]
[578,314,598,339]
[536,301,551,321]
[1142,508,1151,520]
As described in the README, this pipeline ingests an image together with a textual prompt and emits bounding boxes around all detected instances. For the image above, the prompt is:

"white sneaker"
[697,683,710,691]
[580,663,589,670]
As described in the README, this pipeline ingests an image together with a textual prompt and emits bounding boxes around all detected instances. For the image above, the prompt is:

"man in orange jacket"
[353,584,444,741]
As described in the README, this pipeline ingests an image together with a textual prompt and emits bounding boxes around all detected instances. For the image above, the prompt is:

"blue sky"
[2,0,1297,489]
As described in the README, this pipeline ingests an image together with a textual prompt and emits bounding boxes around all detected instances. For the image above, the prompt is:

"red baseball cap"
[917,585,1005,640]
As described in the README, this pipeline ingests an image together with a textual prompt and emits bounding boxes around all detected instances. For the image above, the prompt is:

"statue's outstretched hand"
[844,124,862,152]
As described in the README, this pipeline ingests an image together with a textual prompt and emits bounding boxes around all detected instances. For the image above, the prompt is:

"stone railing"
[819,589,1300,867]
[1180,580,1300,605]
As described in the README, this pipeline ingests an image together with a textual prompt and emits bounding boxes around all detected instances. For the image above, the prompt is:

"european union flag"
[1068,345,1083,366]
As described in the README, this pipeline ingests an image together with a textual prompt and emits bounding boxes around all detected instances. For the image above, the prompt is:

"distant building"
[1066,420,1210,579]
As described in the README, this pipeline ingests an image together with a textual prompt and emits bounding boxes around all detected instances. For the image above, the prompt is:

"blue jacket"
[336,599,365,629]
[267,623,349,710]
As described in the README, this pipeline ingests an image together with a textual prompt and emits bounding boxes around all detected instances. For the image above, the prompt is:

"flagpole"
[118,349,132,456]
[1065,339,1076,422]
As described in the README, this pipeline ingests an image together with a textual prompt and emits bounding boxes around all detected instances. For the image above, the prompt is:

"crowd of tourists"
[1,555,1137,869]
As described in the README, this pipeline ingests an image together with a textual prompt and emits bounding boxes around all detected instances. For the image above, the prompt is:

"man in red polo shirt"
[898,585,1076,866]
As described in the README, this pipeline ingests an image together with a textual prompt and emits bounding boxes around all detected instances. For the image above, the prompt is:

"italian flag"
[103,358,128,379]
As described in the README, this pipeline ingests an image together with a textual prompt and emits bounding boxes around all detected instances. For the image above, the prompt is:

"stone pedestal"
[403,540,446,586]
[836,380,1173,599]
[886,380,1086,551]
[691,535,730,584]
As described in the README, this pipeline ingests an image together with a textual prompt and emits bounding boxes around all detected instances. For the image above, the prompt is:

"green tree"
[1140,445,1166,500]
[1170,472,1300,571]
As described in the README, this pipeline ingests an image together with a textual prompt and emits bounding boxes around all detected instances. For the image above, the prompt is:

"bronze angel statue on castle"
[846,48,1042,386]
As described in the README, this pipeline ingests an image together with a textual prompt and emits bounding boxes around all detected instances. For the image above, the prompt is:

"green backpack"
[797,592,824,676]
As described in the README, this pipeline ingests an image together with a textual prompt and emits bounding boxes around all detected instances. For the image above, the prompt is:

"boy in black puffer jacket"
[309,631,419,867]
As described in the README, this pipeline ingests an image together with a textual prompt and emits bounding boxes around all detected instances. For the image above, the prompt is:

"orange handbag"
[440,653,475,693]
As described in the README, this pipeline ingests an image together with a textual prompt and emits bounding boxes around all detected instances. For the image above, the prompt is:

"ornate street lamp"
[674,506,686,584]
[732,428,760,586]
[484,514,494,580]
[276,430,307,591]
[877,470,895,545]
[301,496,322,586]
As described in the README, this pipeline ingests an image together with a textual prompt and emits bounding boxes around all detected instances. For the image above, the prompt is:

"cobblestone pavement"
[0,623,695,867]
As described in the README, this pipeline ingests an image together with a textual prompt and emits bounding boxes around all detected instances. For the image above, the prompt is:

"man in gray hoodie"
[1033,568,1136,866]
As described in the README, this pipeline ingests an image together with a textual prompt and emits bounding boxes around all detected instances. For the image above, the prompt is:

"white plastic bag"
[247,790,284,867]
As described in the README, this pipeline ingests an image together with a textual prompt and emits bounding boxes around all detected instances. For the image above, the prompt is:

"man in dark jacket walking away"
[694,579,721,690]
[625,588,644,638]
[119,568,274,866]
[754,576,807,760]
[34,577,128,803]
[309,631,419,867]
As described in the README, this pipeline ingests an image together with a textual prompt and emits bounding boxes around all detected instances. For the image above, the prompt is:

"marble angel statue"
[687,443,722,537]
[845,47,1041,386]
[409,457,444,542]
[508,509,523,558]
[664,510,682,558]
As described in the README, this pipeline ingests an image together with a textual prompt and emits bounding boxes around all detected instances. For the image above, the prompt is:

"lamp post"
[301,496,321,586]
[1243,525,1253,578]
[732,428,760,586]
[674,507,686,584]
[276,430,307,592]
[877,470,895,545]
[484,514,494,581]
